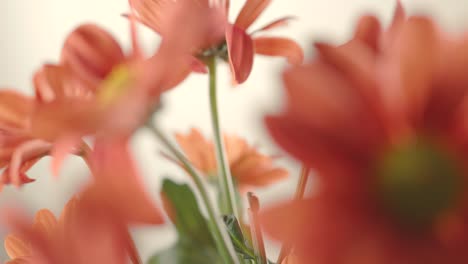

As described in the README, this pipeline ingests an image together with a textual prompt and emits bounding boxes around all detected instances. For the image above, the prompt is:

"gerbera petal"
[353,15,382,52]
[83,138,164,225]
[33,210,58,236]
[0,91,34,130]
[251,16,296,34]
[128,0,169,34]
[226,24,254,84]
[9,140,51,187]
[4,234,30,259]
[61,24,125,85]
[254,37,303,65]
[235,0,272,30]
[50,136,81,178]
[396,17,438,126]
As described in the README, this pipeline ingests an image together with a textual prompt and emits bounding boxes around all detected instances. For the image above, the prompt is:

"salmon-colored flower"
[129,0,303,84]
[3,138,163,263]
[3,197,134,264]
[262,7,468,264]
[174,128,288,190]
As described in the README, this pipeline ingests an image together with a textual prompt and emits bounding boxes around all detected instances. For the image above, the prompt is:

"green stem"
[146,122,240,264]
[207,56,239,219]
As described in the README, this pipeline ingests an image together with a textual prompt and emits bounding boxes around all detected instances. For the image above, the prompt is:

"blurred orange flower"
[3,139,163,264]
[263,7,468,264]
[3,197,135,264]
[130,0,303,84]
[175,128,288,190]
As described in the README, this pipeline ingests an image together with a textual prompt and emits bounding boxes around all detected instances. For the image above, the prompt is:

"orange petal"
[254,37,303,65]
[84,138,164,225]
[9,140,51,187]
[397,17,438,124]
[226,24,254,84]
[128,0,170,34]
[61,24,125,86]
[235,0,272,30]
[33,210,58,236]
[0,90,34,130]
[353,15,382,52]
[252,16,296,34]
[4,234,30,259]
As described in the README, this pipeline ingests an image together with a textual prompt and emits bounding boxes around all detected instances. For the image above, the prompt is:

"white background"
[1,0,468,262]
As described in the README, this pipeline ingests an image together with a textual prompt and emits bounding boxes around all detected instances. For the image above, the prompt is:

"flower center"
[96,64,134,107]
[377,139,463,230]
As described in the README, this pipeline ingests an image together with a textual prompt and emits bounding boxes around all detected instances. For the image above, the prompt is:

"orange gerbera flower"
[174,128,288,190]
[3,138,163,264]
[3,197,135,264]
[129,0,303,84]
[262,9,468,264]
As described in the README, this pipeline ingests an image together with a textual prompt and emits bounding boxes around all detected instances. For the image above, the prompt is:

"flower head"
[263,3,468,263]
[174,128,288,190]
[130,0,303,84]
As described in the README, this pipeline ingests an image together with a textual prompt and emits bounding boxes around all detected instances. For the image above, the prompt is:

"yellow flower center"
[377,139,463,230]
[96,64,134,107]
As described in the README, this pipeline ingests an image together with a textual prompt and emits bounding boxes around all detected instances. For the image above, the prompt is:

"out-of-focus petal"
[4,234,30,259]
[396,17,438,126]
[30,99,99,141]
[191,57,208,74]
[50,136,81,177]
[83,138,164,225]
[235,0,272,30]
[8,140,51,187]
[254,37,303,65]
[252,16,296,34]
[61,24,125,86]
[128,0,170,34]
[175,128,216,173]
[33,210,58,237]
[226,24,254,84]
[0,91,34,130]
[353,15,382,52]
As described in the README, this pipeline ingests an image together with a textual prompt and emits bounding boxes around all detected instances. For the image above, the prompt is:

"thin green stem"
[207,56,239,219]
[146,122,240,264]
[277,166,310,263]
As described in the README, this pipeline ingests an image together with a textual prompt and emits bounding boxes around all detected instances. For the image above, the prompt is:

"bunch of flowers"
[2,0,468,263]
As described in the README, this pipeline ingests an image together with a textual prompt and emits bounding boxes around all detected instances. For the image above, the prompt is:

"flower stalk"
[277,165,310,263]
[146,121,240,264]
[248,192,267,264]
[207,56,240,219]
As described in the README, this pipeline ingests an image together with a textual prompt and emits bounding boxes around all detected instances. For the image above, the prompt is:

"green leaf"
[148,242,223,264]
[223,215,256,260]
[161,179,213,245]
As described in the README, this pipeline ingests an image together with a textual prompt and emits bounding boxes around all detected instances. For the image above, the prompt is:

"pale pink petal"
[226,24,255,84]
[50,136,81,177]
[235,0,272,30]
[254,37,303,65]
